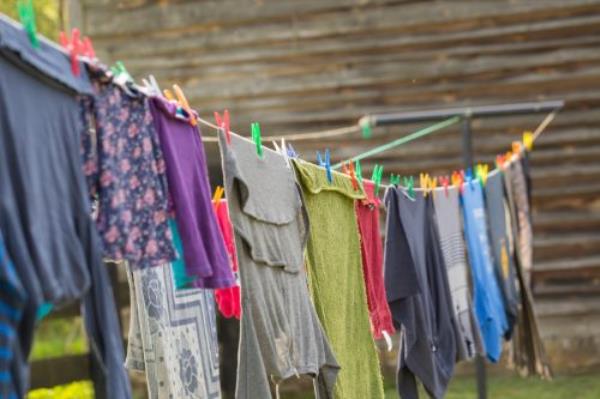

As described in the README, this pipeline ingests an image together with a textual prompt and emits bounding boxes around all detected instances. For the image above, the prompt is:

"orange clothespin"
[451,170,464,194]
[420,173,430,197]
[173,84,197,126]
[214,110,231,145]
[476,164,489,187]
[348,161,359,191]
[523,131,534,152]
[439,175,450,197]
[212,186,224,211]
[512,141,522,156]
[495,154,505,169]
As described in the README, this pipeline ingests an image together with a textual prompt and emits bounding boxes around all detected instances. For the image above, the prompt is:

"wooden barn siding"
[76,0,600,368]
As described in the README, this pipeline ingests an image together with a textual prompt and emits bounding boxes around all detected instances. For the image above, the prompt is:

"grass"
[30,318,87,360]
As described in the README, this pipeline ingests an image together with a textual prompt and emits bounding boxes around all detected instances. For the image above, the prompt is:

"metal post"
[462,116,487,399]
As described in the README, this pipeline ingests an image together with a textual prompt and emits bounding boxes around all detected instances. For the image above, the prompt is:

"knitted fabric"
[293,160,385,399]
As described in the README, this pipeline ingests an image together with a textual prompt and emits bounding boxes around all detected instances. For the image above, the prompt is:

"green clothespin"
[390,173,401,186]
[359,116,373,139]
[402,176,415,199]
[355,160,363,183]
[111,61,133,82]
[371,164,384,196]
[17,0,39,48]
[251,122,263,158]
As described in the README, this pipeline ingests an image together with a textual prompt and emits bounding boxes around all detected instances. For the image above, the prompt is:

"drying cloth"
[0,230,26,399]
[503,156,552,379]
[461,180,508,363]
[81,68,175,268]
[0,23,131,399]
[149,98,233,288]
[432,186,484,361]
[485,172,520,338]
[213,200,241,320]
[169,219,197,289]
[125,262,221,399]
[293,159,384,399]
[355,180,395,339]
[384,188,456,399]
[221,133,339,399]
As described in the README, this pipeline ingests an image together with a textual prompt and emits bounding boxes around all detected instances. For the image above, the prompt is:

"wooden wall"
[75,0,600,370]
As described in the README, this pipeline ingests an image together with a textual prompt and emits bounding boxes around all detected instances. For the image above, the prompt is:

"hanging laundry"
[0,230,26,399]
[125,262,221,399]
[432,186,484,361]
[220,133,339,399]
[213,200,241,320]
[504,158,534,286]
[0,18,131,398]
[484,172,520,338]
[461,179,508,363]
[293,160,384,399]
[149,97,234,288]
[169,219,197,289]
[81,69,176,268]
[503,156,552,379]
[355,180,395,340]
[384,187,457,399]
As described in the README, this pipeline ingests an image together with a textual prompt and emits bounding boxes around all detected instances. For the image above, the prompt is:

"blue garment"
[0,231,26,399]
[461,181,508,362]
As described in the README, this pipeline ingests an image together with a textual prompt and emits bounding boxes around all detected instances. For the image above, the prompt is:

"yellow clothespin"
[428,175,438,194]
[476,164,489,187]
[523,131,534,151]
[212,186,224,210]
[420,173,430,197]
[173,84,197,126]
[163,89,175,102]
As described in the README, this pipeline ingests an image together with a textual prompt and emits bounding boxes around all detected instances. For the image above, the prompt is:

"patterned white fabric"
[125,263,221,399]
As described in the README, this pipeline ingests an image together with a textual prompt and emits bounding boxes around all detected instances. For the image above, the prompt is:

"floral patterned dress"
[81,69,176,268]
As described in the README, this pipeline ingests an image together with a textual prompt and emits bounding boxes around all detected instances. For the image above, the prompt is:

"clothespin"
[451,170,464,194]
[523,131,534,152]
[428,175,438,193]
[325,149,332,183]
[495,154,505,170]
[512,141,522,156]
[287,143,298,158]
[439,175,450,197]
[17,0,39,48]
[389,173,401,186]
[81,36,96,59]
[359,116,373,139]
[163,89,176,102]
[251,122,264,158]
[214,110,231,144]
[355,160,363,183]
[372,164,384,196]
[347,162,359,191]
[142,75,161,96]
[402,176,415,200]
[476,164,489,187]
[212,186,224,211]
[420,173,430,197]
[173,84,197,126]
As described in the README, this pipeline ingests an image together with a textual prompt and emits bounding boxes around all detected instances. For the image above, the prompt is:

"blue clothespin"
[287,143,298,158]
[465,167,474,189]
[325,149,332,183]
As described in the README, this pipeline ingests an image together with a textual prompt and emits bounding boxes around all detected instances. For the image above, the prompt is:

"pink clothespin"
[214,110,231,145]
[60,28,83,76]
[439,175,450,197]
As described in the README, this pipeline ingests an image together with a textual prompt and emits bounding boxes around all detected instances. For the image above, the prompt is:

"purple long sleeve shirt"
[149,97,234,289]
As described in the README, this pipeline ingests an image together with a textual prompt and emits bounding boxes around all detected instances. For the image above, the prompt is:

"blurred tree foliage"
[0,0,60,40]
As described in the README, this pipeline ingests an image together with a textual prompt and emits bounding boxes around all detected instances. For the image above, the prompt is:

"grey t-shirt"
[219,131,339,399]
[384,188,456,399]
[432,187,484,361]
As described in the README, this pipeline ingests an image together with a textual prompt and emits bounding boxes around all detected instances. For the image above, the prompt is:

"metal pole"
[462,116,487,399]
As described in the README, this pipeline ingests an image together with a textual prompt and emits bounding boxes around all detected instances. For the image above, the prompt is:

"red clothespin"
[214,110,231,144]
[60,28,82,76]
[82,36,96,59]
[439,175,450,197]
